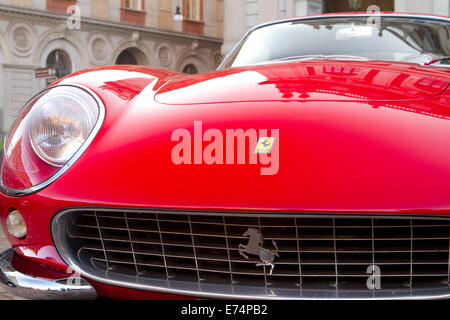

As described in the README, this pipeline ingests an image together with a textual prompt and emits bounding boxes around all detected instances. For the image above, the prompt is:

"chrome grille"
[52,209,450,299]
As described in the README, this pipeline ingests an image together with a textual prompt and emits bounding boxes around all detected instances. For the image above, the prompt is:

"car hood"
[48,64,450,212]
[155,60,450,104]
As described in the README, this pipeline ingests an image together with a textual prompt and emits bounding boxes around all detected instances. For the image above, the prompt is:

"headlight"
[29,88,99,166]
[0,85,104,195]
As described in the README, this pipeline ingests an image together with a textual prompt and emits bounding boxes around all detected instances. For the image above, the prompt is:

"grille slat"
[155,213,170,282]
[79,213,448,228]
[72,234,450,253]
[55,210,450,299]
[74,225,449,240]
[80,247,450,266]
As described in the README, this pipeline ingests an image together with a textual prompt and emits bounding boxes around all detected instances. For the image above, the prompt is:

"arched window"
[116,50,138,65]
[46,49,72,79]
[115,48,149,65]
[183,64,199,74]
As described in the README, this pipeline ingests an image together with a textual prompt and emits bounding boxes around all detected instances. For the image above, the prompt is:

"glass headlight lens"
[0,85,102,193]
[29,88,99,166]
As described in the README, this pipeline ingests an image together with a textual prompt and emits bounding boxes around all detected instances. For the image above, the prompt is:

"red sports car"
[1,13,450,300]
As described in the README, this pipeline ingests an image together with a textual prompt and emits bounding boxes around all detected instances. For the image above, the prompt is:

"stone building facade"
[0,0,224,139]
[222,0,450,55]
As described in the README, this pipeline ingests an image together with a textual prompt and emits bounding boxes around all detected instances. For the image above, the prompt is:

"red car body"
[1,13,450,300]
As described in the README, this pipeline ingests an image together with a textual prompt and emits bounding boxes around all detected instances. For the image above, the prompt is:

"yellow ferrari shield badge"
[255,137,275,154]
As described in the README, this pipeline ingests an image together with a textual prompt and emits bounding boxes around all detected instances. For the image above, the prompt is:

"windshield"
[221,16,450,68]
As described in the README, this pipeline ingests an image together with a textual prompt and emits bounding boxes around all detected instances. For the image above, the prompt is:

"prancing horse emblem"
[238,228,279,275]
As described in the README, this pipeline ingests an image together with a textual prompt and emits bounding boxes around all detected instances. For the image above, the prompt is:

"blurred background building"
[0,0,224,139]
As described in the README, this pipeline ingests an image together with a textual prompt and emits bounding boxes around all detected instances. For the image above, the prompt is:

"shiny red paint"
[1,58,450,298]
[155,61,450,104]
[10,249,72,280]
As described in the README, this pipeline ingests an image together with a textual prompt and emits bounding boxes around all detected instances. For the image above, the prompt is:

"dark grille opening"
[53,210,450,299]
[139,265,167,279]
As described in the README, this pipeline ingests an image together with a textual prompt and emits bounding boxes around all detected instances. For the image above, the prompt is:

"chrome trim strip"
[0,83,106,197]
[52,208,450,300]
[54,206,450,220]
[0,249,97,300]
[218,13,450,70]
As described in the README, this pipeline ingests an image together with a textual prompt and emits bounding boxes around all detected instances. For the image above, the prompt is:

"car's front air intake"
[52,209,450,299]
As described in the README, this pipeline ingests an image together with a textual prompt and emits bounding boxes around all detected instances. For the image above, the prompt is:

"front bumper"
[0,249,97,300]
